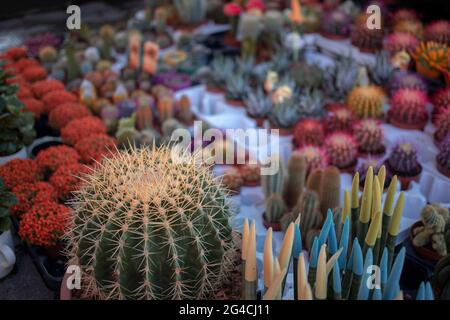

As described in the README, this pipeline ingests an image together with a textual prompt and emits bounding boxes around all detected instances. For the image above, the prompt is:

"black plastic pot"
[29,137,63,159]
[34,115,59,139]
[27,244,66,291]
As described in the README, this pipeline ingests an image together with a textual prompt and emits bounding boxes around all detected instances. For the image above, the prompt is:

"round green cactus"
[66,146,235,299]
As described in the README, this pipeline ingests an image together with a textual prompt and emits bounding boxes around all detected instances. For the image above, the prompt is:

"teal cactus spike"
[383,247,406,300]
[318,210,333,248]
[333,262,342,300]
[349,239,363,300]
[293,223,302,258]
[308,236,319,288]
[372,287,382,300]
[380,247,388,290]
[328,219,338,255]
[425,282,434,300]
[338,217,350,270]
[342,238,358,299]
[416,282,425,300]
[357,248,373,300]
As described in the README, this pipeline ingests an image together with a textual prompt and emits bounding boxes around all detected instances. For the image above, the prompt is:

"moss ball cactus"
[347,85,385,119]
[295,145,328,175]
[323,105,354,134]
[65,146,235,299]
[436,139,450,178]
[354,119,385,155]
[293,119,324,147]
[412,41,449,79]
[434,108,450,145]
[424,20,450,45]
[388,89,429,130]
[384,32,419,55]
[389,71,428,94]
[324,132,358,171]
[431,87,450,125]
[387,142,422,189]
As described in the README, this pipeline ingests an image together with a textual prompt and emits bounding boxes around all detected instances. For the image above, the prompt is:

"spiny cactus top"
[66,146,235,300]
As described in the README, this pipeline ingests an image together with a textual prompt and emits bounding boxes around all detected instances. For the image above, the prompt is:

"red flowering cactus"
[61,116,107,146]
[17,85,33,100]
[41,90,78,114]
[13,58,40,72]
[49,163,90,200]
[293,119,325,147]
[0,159,41,189]
[20,98,44,119]
[4,47,27,62]
[11,182,57,217]
[245,0,265,12]
[21,65,48,83]
[31,79,65,99]
[36,145,81,177]
[224,2,242,16]
[48,103,91,130]
[74,134,117,164]
[18,200,71,247]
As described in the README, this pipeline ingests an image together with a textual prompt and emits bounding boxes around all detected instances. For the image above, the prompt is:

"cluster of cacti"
[242,166,433,300]
[412,42,450,79]
[388,89,429,130]
[323,105,354,134]
[389,71,428,94]
[298,89,325,119]
[65,146,235,299]
[321,9,352,38]
[369,51,394,86]
[354,119,385,155]
[295,146,329,175]
[225,68,249,104]
[241,14,262,60]
[268,88,302,130]
[436,139,450,178]
[394,19,424,38]
[293,119,324,147]
[413,204,449,256]
[347,85,385,119]
[433,221,450,299]
[176,95,194,125]
[431,87,450,124]
[206,55,235,92]
[424,20,450,45]
[384,32,420,54]
[323,56,359,102]
[387,142,422,178]
[324,132,358,170]
[240,164,261,186]
[351,14,384,53]
[174,0,207,25]
[262,155,287,226]
[291,62,323,89]
[434,108,450,144]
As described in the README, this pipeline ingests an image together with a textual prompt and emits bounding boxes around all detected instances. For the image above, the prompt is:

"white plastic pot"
[0,146,27,166]
[0,230,16,279]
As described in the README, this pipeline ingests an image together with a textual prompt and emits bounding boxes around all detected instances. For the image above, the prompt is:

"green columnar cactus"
[135,101,153,131]
[284,153,306,208]
[64,40,81,82]
[241,14,262,60]
[262,156,286,224]
[65,146,235,300]
[295,189,321,243]
[319,166,341,216]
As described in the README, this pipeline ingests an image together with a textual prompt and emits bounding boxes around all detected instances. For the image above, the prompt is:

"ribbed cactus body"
[294,189,321,239]
[422,206,446,231]
[174,0,207,24]
[435,109,450,143]
[265,194,287,223]
[319,166,341,216]
[66,147,234,299]
[437,141,450,176]
[347,86,385,119]
[306,169,322,195]
[177,95,193,124]
[157,96,174,123]
[354,119,385,154]
[262,157,286,223]
[388,89,428,127]
[284,153,306,208]
[387,143,422,176]
[135,104,153,131]
[324,133,358,169]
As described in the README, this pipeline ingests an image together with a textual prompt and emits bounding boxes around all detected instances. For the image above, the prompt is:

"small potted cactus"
[321,9,352,40]
[295,145,328,176]
[244,87,272,127]
[388,89,429,131]
[354,119,386,156]
[323,57,358,102]
[323,104,354,134]
[221,167,244,195]
[206,55,235,94]
[431,87,450,125]
[412,41,449,79]
[268,87,302,135]
[389,71,428,94]
[293,119,324,148]
[324,132,358,173]
[357,159,392,191]
[436,139,450,178]
[173,0,208,31]
[386,142,422,190]
[384,32,419,55]
[347,85,385,119]
[225,70,248,107]
[424,20,450,45]
[434,108,450,145]
[176,95,194,126]
[239,163,261,187]
[262,156,286,231]
[351,13,385,53]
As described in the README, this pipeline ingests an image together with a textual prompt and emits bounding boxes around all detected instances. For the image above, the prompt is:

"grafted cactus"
[65,146,235,300]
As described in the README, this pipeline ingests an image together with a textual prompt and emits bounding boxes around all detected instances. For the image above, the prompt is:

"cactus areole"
[65,146,235,299]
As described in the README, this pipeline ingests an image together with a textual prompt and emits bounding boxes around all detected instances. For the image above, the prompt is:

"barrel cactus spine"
[388,89,429,130]
[65,146,235,300]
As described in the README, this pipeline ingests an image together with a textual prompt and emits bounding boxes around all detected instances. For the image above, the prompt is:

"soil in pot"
[262,212,282,232]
